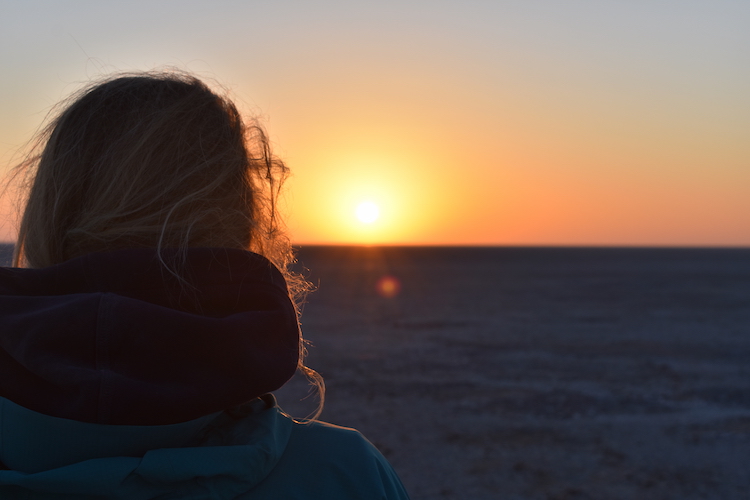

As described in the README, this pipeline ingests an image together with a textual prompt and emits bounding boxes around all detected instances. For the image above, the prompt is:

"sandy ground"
[275,247,750,500]
[276,324,750,499]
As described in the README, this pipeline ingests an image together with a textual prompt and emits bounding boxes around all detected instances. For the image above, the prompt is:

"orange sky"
[2,1,749,246]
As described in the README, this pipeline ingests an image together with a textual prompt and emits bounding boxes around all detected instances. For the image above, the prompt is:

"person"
[0,71,410,499]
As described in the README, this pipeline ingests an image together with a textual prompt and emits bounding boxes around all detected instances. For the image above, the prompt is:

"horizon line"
[2,241,750,250]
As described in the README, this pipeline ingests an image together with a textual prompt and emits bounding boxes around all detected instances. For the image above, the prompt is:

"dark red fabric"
[0,248,299,425]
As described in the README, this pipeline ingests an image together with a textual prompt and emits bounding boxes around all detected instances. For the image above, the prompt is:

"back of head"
[14,71,288,271]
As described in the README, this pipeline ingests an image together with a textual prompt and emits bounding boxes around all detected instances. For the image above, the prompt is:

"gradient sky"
[1,1,749,245]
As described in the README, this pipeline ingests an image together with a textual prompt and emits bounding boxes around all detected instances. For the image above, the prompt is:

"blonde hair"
[14,72,285,267]
[11,70,323,417]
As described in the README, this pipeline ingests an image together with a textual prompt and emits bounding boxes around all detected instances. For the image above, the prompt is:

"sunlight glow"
[355,201,380,224]
[286,151,443,245]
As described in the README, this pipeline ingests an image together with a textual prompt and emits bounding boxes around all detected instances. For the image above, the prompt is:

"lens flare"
[375,275,401,298]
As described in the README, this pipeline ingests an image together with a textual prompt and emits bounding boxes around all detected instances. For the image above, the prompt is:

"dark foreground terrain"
[277,246,750,499]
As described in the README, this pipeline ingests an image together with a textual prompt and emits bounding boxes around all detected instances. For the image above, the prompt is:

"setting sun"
[286,149,443,245]
[355,201,380,224]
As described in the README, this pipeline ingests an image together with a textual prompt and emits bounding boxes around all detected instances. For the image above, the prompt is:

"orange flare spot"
[375,276,401,298]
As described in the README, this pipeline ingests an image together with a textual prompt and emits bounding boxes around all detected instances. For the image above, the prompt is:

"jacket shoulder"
[242,415,410,500]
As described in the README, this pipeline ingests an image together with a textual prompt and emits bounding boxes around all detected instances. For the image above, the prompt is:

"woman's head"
[12,70,323,416]
[13,71,289,271]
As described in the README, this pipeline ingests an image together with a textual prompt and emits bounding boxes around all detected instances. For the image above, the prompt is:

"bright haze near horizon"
[1,1,749,247]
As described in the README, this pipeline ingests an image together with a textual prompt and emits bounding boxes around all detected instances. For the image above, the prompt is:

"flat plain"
[277,246,750,500]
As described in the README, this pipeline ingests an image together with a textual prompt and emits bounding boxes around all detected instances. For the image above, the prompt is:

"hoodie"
[0,248,409,499]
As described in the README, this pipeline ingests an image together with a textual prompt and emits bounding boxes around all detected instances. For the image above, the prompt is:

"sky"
[1,1,749,246]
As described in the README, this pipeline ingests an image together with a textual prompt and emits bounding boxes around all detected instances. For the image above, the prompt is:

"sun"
[355,201,380,224]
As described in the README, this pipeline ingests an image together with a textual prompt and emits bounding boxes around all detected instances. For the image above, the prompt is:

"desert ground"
[276,247,750,499]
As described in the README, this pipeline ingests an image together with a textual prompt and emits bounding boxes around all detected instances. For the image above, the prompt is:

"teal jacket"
[0,394,409,499]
